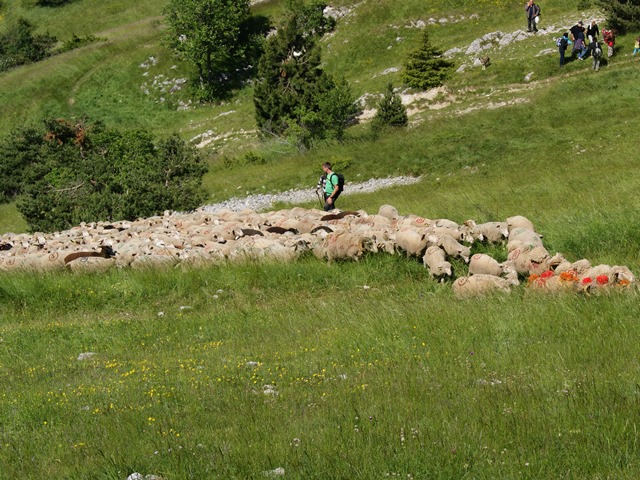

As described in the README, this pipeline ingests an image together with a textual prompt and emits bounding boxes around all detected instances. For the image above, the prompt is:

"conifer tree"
[371,83,408,131]
[253,0,355,148]
[402,29,453,90]
[596,0,640,34]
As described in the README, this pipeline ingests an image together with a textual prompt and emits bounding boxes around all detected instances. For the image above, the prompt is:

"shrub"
[402,29,454,90]
[0,118,207,232]
[596,0,640,34]
[56,33,103,54]
[33,0,74,6]
[371,83,408,132]
[0,17,57,72]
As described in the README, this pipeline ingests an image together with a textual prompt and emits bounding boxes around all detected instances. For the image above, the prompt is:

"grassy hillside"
[2,0,640,478]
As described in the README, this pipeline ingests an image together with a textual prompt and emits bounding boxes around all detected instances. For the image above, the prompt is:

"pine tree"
[371,83,408,131]
[596,0,640,34]
[402,29,454,90]
[253,0,355,148]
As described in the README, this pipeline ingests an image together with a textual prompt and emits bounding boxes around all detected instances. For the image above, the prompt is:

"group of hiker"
[556,19,616,70]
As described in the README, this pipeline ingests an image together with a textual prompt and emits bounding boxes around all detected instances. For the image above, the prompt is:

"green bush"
[596,0,640,34]
[56,33,103,53]
[33,0,74,6]
[0,17,57,72]
[0,118,207,232]
[371,83,408,132]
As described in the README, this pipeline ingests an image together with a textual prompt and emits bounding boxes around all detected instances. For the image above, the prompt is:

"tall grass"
[1,258,640,478]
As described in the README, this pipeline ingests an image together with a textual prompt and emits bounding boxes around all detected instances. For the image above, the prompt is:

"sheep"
[64,245,116,265]
[395,215,431,228]
[395,228,428,257]
[431,234,471,263]
[473,222,509,244]
[422,246,452,281]
[424,225,465,243]
[323,231,366,262]
[570,266,635,292]
[378,204,400,220]
[67,257,116,273]
[555,258,591,276]
[506,215,535,232]
[458,220,485,244]
[468,253,518,283]
[508,245,551,276]
[507,227,544,252]
[452,274,515,298]
[433,218,459,229]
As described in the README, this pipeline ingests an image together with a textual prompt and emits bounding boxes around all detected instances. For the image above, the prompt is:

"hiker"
[525,0,541,33]
[586,20,599,43]
[591,41,603,71]
[570,21,586,56]
[578,39,592,61]
[321,162,340,212]
[557,32,569,66]
[634,37,640,56]
[602,28,615,58]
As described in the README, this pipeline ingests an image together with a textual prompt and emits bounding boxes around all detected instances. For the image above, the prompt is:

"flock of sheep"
[0,205,635,297]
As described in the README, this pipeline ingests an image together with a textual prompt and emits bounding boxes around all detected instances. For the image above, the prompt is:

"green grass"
[3,0,640,477]
[1,259,640,478]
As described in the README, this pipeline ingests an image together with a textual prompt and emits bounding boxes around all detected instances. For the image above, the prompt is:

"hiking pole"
[315,189,324,209]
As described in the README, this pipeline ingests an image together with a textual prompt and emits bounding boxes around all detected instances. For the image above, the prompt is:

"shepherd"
[321,162,341,212]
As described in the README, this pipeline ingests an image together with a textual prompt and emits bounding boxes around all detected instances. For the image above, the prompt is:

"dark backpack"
[593,43,602,58]
[557,37,568,50]
[332,172,345,193]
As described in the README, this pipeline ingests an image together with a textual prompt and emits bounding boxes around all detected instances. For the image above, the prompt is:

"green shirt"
[324,172,338,196]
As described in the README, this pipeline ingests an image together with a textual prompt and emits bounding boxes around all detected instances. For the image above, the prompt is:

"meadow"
[2,0,640,478]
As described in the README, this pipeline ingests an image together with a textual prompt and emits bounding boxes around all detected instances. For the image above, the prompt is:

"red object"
[541,270,554,279]
[581,277,593,285]
[596,275,609,285]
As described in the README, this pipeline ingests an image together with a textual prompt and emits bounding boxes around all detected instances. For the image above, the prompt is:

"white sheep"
[431,234,471,263]
[474,221,509,244]
[506,215,535,232]
[422,246,452,281]
[377,204,400,220]
[468,253,519,284]
[395,228,428,257]
[452,274,516,298]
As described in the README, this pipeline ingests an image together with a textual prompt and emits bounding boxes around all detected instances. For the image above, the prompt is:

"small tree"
[371,83,408,132]
[402,29,454,90]
[596,0,640,34]
[164,0,254,100]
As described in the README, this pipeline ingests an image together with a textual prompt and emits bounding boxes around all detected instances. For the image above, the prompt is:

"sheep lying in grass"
[468,253,518,284]
[453,274,516,298]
